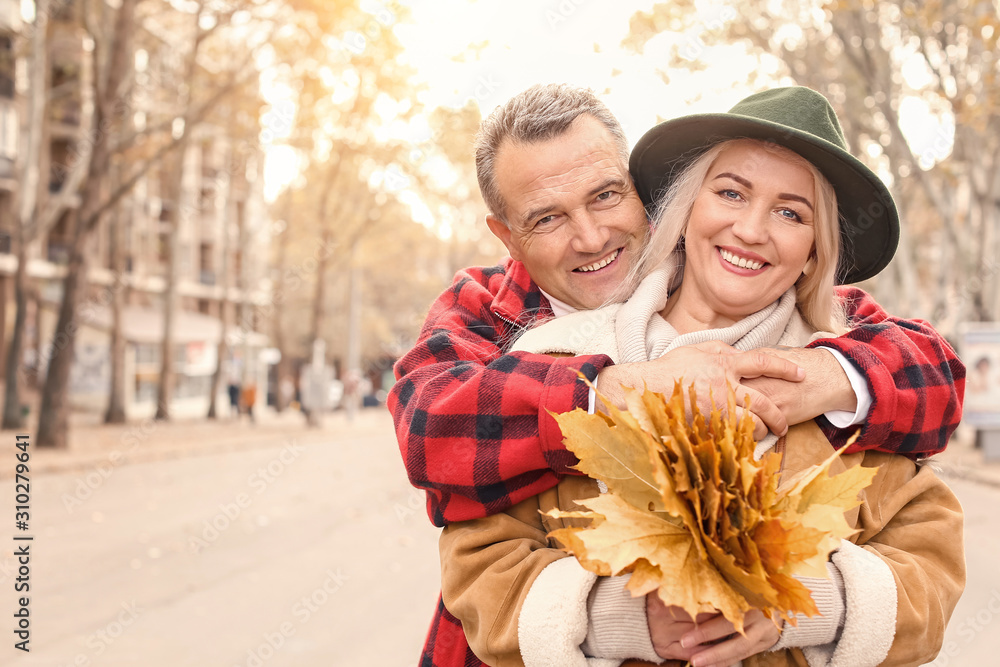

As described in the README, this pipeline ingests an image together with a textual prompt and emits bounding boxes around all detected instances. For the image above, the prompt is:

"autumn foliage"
[546,381,877,633]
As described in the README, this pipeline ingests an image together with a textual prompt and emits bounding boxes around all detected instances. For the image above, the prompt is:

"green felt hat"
[629,86,899,284]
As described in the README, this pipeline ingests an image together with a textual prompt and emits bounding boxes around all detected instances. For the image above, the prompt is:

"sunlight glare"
[260,0,953,237]
[899,96,954,169]
[263,146,300,202]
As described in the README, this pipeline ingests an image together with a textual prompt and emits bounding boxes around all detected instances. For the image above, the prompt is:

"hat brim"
[629,114,900,284]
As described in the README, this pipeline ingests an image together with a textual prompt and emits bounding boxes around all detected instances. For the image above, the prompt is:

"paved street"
[925,473,1000,666]
[0,411,441,667]
[0,411,997,666]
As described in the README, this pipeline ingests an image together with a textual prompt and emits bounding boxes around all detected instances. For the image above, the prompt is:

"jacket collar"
[492,257,553,328]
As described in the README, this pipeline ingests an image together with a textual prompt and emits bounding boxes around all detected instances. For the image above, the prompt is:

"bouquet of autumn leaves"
[546,381,878,634]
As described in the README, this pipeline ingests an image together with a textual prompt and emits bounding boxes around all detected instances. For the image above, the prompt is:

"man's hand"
[743,347,857,426]
[596,341,805,438]
[680,609,781,667]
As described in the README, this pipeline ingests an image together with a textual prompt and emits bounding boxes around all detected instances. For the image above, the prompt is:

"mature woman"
[439,88,964,667]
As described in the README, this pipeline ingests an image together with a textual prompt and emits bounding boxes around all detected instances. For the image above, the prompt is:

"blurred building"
[0,0,19,248]
[0,0,273,419]
[0,0,27,371]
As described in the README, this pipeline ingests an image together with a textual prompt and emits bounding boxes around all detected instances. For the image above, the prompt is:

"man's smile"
[575,248,621,273]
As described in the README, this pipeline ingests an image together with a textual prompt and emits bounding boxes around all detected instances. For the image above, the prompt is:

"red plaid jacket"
[389,259,614,528]
[389,258,965,667]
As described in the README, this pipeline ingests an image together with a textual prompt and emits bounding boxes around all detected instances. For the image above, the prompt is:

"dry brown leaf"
[547,381,877,633]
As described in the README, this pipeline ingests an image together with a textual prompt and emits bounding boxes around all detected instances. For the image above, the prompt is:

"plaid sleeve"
[418,595,486,667]
[388,265,613,527]
[807,286,966,457]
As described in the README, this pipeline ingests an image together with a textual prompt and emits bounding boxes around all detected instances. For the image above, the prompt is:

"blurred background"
[0,0,998,665]
[0,0,997,438]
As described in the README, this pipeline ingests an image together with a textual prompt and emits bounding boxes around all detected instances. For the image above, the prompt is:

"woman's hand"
[646,594,721,662]
[681,608,781,667]
[598,341,805,439]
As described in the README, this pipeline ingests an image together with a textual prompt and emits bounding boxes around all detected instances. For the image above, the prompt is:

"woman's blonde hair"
[616,138,847,334]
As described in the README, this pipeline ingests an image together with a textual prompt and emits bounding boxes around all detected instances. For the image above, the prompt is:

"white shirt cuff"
[818,346,872,427]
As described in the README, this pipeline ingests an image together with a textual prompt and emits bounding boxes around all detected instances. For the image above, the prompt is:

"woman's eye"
[778,208,802,222]
[719,189,741,200]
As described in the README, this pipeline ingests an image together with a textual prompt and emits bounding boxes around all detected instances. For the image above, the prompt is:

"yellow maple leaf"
[553,403,665,513]
[547,493,751,624]
[548,380,877,633]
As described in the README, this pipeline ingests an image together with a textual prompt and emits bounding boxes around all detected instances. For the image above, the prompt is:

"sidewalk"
[5,406,999,487]
[930,424,1000,488]
[0,406,394,479]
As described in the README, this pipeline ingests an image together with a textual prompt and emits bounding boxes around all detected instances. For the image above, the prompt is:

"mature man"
[388,84,963,667]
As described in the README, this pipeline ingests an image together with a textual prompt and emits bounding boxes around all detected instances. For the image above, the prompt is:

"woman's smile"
[717,246,768,273]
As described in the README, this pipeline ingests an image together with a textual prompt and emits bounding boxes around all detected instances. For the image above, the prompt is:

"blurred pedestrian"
[228,382,241,419]
[279,375,296,411]
[240,382,257,424]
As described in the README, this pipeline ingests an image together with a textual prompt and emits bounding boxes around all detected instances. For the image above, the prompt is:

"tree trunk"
[891,201,920,316]
[155,3,212,421]
[344,245,362,421]
[36,0,136,448]
[17,0,46,234]
[2,244,29,428]
[235,192,253,404]
[206,298,228,419]
[37,232,87,448]
[932,222,954,322]
[3,0,50,429]
[104,201,126,423]
[304,157,347,428]
[272,217,290,412]
[153,151,184,421]
[309,229,331,349]
[26,287,41,391]
[207,155,235,419]
[305,227,331,428]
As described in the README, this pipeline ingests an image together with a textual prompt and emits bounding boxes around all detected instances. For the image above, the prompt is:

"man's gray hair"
[474,83,630,223]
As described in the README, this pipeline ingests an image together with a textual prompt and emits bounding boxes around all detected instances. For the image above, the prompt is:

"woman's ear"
[801,253,817,277]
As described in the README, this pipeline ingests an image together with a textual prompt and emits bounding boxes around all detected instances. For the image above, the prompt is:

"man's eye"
[536,215,555,225]
[596,191,613,201]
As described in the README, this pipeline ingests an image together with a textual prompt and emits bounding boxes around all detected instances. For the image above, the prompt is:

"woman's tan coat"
[440,420,964,667]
